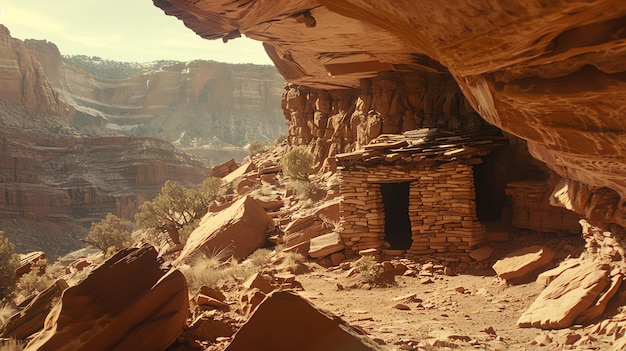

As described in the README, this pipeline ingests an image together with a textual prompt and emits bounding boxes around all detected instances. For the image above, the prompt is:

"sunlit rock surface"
[153,0,626,225]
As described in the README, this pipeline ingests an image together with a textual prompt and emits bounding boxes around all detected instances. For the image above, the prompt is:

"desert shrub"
[245,248,272,267]
[0,232,20,299]
[85,213,133,255]
[275,251,307,274]
[135,178,222,245]
[282,147,314,181]
[15,259,54,298]
[0,303,15,327]
[354,256,384,284]
[291,180,326,202]
[248,140,266,157]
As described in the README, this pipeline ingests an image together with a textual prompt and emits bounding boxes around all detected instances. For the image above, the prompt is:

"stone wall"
[506,179,582,234]
[338,161,483,260]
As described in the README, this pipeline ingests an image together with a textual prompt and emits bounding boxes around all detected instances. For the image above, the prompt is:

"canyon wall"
[0,27,211,257]
[22,34,286,157]
[153,0,626,227]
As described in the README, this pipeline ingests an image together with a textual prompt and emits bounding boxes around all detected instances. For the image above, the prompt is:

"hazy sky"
[0,0,274,64]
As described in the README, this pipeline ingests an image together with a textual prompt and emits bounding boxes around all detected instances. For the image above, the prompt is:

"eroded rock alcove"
[153,0,626,231]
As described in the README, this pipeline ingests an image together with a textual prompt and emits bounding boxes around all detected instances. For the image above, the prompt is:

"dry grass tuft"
[354,256,384,285]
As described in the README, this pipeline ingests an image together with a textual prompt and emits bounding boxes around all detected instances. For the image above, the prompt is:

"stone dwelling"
[335,128,508,259]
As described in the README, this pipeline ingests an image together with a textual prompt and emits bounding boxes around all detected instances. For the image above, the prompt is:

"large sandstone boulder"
[24,245,188,351]
[225,291,381,351]
[176,196,272,263]
[517,261,612,329]
[492,245,555,283]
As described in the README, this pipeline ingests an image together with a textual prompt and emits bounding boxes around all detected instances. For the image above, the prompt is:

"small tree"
[283,147,314,181]
[135,178,222,245]
[248,140,266,157]
[86,214,133,255]
[0,231,20,299]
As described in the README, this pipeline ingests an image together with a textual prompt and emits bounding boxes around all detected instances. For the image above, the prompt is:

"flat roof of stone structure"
[335,128,508,168]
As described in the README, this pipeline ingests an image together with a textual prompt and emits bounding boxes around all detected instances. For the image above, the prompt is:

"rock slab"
[308,232,345,258]
[226,291,380,351]
[177,196,272,263]
[492,245,555,283]
[517,261,611,329]
[24,245,188,351]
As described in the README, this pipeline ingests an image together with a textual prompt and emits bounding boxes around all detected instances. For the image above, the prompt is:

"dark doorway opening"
[381,182,413,250]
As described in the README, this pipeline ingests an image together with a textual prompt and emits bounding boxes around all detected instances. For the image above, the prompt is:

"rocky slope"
[21,32,286,163]
[153,0,626,227]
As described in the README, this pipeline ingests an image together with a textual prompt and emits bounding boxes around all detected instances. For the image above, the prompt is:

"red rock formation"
[225,290,380,351]
[176,196,272,263]
[0,25,64,115]
[24,245,188,351]
[153,0,626,227]
[23,37,285,151]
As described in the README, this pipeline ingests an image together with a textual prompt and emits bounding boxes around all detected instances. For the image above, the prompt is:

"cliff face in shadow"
[154,0,626,227]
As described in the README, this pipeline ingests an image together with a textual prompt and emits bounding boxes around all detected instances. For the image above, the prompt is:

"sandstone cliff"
[22,35,286,161]
[0,26,64,116]
[153,0,626,227]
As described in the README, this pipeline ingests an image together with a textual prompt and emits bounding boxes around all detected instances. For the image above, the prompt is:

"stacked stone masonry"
[338,162,484,257]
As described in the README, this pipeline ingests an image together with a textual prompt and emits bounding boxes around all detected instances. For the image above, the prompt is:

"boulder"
[24,245,188,351]
[226,291,381,351]
[492,246,555,283]
[210,158,239,178]
[16,251,46,278]
[0,279,68,340]
[176,196,272,263]
[308,232,345,258]
[517,261,611,329]
[283,201,339,249]
[199,286,226,302]
[242,273,275,294]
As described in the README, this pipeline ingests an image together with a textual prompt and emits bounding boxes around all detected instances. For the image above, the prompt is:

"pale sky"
[0,0,274,64]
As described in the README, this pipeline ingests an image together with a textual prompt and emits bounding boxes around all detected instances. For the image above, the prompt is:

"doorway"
[380,182,413,250]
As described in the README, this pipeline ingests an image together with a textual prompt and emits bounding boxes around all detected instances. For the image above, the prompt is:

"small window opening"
[381,182,413,250]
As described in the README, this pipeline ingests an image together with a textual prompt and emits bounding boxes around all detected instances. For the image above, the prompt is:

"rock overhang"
[152,0,626,226]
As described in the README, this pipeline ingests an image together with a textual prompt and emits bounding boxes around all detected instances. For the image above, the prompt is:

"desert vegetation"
[135,178,222,245]
[0,232,20,300]
[85,214,134,256]
[282,147,326,202]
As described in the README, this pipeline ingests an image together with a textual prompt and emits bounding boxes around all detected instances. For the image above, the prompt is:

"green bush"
[283,147,314,181]
[135,178,222,245]
[291,180,326,202]
[86,213,133,255]
[15,259,54,298]
[0,232,20,299]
